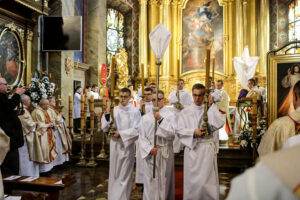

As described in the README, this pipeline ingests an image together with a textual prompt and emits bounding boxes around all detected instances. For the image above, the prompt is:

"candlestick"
[147,64,150,87]
[141,63,144,95]
[110,57,115,97]
[205,48,211,88]
[69,94,73,127]
[84,89,88,121]
[177,59,180,80]
[212,57,215,84]
[80,94,84,129]
[90,95,94,129]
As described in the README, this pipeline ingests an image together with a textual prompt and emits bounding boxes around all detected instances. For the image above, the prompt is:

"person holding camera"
[0,78,25,175]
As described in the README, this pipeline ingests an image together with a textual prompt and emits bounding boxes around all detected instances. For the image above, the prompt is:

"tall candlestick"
[147,64,150,87]
[110,57,115,97]
[177,59,180,81]
[69,94,73,127]
[212,57,215,83]
[141,63,144,95]
[80,94,84,128]
[90,95,94,129]
[205,48,211,88]
[84,89,88,121]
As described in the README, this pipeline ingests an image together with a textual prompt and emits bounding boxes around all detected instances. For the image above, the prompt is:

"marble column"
[86,0,106,86]
[138,0,148,79]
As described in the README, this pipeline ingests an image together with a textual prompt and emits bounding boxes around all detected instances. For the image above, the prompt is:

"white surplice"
[168,88,193,109]
[135,101,153,184]
[73,92,81,119]
[101,104,141,200]
[139,106,177,200]
[177,103,224,200]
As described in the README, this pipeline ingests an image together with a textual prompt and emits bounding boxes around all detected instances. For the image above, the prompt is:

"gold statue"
[115,48,129,89]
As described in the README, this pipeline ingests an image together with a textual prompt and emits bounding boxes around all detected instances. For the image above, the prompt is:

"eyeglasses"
[144,93,152,96]
[0,83,7,86]
[119,95,129,99]
[152,98,163,102]
[192,93,204,97]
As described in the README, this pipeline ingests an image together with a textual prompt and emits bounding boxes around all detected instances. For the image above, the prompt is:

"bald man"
[31,98,57,173]
[0,78,25,174]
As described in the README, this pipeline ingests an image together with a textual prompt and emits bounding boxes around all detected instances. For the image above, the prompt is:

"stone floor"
[35,159,235,200]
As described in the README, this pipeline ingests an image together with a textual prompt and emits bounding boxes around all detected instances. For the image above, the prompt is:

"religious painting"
[182,0,223,74]
[268,50,300,126]
[0,27,24,88]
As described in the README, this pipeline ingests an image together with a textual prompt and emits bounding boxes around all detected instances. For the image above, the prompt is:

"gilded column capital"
[139,0,147,5]
[26,30,33,41]
[161,0,171,5]
[171,0,178,6]
[148,0,158,5]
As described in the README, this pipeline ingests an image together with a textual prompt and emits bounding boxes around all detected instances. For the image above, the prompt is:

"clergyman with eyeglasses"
[0,78,25,175]
[101,87,142,200]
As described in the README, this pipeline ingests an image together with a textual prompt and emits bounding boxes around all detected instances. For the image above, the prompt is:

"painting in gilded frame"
[182,0,223,74]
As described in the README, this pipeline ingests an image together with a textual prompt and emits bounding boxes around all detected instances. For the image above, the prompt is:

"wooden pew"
[3,174,76,200]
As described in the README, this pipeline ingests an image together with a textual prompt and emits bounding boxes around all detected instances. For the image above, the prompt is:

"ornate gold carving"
[115,48,129,90]
[26,30,33,41]
[148,0,159,5]
[65,57,72,74]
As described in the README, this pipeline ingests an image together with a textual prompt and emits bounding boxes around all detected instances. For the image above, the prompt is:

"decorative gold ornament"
[65,57,72,74]
[115,48,129,89]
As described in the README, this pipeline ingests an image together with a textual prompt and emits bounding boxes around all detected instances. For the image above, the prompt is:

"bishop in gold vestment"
[31,98,57,173]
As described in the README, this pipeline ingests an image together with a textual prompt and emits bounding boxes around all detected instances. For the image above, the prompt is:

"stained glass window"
[106,8,124,66]
[289,0,300,41]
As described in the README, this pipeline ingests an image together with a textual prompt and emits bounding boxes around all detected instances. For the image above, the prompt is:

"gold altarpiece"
[138,0,269,104]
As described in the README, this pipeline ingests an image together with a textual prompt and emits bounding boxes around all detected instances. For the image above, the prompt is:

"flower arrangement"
[29,70,56,106]
[239,119,266,150]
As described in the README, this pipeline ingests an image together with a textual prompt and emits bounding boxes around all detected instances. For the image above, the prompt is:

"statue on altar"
[115,47,129,90]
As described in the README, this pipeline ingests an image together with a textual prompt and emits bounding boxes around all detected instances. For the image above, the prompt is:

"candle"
[141,63,144,96]
[69,94,73,127]
[212,57,215,84]
[90,95,94,129]
[80,94,84,129]
[110,57,115,98]
[205,48,211,88]
[84,89,88,121]
[177,59,180,81]
[147,64,150,87]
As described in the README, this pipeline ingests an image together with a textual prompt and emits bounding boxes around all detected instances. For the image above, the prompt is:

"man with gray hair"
[0,78,25,174]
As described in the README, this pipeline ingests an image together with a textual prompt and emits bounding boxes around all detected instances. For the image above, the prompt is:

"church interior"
[0,0,300,199]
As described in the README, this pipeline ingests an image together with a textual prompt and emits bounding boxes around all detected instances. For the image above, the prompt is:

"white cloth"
[0,128,9,200]
[73,92,81,119]
[88,91,100,100]
[168,88,193,109]
[101,104,141,200]
[216,88,232,139]
[233,48,259,89]
[53,130,66,166]
[176,103,224,200]
[255,85,266,101]
[149,24,172,59]
[226,162,298,200]
[284,134,300,149]
[18,137,39,177]
[139,106,177,200]
[135,100,153,184]
[137,87,146,98]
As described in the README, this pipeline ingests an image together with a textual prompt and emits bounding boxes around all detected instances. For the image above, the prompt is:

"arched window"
[289,0,300,41]
[106,8,124,66]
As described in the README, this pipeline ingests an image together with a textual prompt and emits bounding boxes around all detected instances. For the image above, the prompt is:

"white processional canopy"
[149,23,172,59]
[233,48,259,89]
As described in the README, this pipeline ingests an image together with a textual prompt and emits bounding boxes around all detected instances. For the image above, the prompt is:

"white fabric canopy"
[149,24,172,59]
[233,48,259,89]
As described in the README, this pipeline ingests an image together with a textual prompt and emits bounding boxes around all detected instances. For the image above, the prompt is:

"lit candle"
[110,57,115,98]
[69,94,73,127]
[212,57,215,84]
[205,48,211,88]
[147,64,150,87]
[80,94,84,129]
[141,63,144,95]
[90,95,94,129]
[84,89,88,121]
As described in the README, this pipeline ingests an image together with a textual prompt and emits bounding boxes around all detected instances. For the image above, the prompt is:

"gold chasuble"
[258,109,300,156]
[48,107,72,154]
[31,106,57,163]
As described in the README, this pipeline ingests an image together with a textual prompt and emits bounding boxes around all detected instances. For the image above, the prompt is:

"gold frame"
[267,53,300,126]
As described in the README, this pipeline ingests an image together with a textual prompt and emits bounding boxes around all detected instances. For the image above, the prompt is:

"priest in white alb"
[135,87,154,187]
[48,96,72,166]
[258,80,300,156]
[18,94,39,177]
[168,79,193,111]
[215,80,232,140]
[176,83,224,200]
[31,98,57,173]
[101,88,141,200]
[140,90,176,200]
